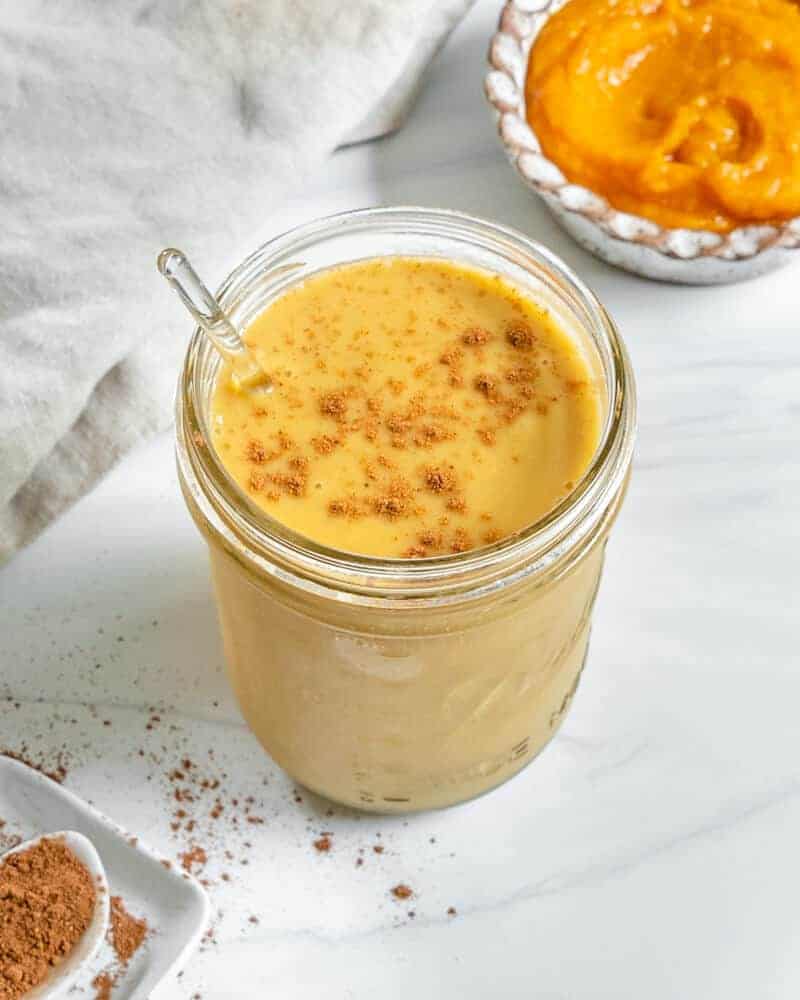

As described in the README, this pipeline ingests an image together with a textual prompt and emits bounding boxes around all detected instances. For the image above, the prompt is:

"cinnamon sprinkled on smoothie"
[312,434,340,454]
[424,466,456,493]
[210,256,601,559]
[439,347,462,367]
[462,327,490,345]
[474,373,498,399]
[414,424,452,447]
[386,412,411,435]
[328,497,361,518]
[374,496,408,519]
[419,530,443,548]
[506,323,536,350]
[246,439,268,464]
[269,472,307,497]
[451,528,471,553]
[372,478,414,519]
[505,366,537,384]
[319,392,348,420]
[248,471,267,492]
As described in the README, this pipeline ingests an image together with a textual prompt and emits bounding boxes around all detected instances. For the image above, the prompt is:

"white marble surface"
[2,2,799,996]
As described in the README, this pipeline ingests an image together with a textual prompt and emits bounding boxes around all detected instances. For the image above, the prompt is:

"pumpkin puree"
[525,0,800,233]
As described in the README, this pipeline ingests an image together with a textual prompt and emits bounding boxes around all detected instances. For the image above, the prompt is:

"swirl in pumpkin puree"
[525,0,800,232]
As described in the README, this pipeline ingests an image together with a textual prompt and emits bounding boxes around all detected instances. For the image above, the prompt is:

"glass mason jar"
[176,207,636,813]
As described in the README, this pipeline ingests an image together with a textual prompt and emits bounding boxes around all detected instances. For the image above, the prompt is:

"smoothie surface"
[210,257,602,557]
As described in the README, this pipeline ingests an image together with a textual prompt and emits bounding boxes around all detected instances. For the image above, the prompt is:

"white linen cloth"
[0,0,471,561]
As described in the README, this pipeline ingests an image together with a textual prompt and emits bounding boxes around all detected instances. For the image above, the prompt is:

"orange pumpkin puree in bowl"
[525,0,800,233]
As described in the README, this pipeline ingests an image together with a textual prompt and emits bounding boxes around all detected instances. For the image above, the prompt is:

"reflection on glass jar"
[176,208,636,812]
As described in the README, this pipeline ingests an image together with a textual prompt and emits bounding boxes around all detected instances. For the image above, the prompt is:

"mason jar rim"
[176,206,636,608]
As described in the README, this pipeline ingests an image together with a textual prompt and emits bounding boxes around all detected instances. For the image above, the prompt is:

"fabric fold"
[0,0,471,560]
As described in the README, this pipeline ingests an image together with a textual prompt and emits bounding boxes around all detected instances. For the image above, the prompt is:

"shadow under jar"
[176,207,636,813]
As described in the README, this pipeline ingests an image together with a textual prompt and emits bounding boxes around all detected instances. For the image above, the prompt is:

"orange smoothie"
[210,257,602,556]
[177,223,636,814]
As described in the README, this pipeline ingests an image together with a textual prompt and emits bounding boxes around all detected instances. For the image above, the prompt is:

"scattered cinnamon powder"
[245,439,268,464]
[373,478,413,519]
[313,834,332,853]
[1,749,69,785]
[89,897,148,1000]
[109,896,148,965]
[248,470,267,492]
[419,530,443,548]
[277,430,294,451]
[424,466,456,493]
[179,845,208,875]
[205,262,579,560]
[451,528,471,553]
[413,424,452,447]
[0,837,96,1000]
[506,323,535,350]
[374,496,407,518]
[319,392,347,420]
[92,972,113,1000]
[269,472,307,497]
[386,412,411,435]
[505,365,537,384]
[311,434,340,455]
[462,327,490,345]
[474,373,498,400]
[328,497,361,519]
[439,347,462,367]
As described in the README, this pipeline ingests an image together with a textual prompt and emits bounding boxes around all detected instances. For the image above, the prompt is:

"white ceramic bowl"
[0,755,210,999]
[485,0,800,284]
[1,831,110,1000]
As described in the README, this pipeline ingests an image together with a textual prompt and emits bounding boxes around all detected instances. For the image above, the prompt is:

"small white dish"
[1,830,110,1000]
[0,756,210,999]
[485,0,800,284]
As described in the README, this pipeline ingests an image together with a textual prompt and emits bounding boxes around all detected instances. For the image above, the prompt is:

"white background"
[2,1,799,996]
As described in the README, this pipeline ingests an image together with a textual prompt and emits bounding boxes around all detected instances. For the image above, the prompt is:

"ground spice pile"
[91,895,148,1000]
[0,837,96,1000]
[109,895,147,964]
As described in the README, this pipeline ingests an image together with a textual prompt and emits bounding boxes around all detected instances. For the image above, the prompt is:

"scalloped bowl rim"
[485,0,800,265]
